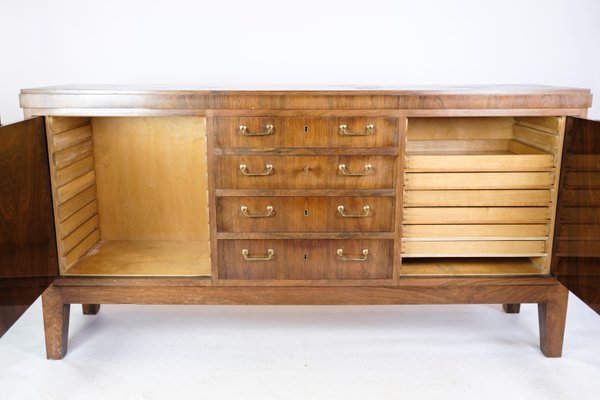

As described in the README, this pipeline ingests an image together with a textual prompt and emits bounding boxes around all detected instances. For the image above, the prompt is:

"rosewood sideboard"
[0,85,598,359]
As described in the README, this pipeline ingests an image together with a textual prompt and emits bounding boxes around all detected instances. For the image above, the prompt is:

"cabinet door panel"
[552,117,600,315]
[0,117,58,337]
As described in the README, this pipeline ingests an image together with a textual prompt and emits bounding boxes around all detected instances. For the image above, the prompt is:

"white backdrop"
[1,0,599,123]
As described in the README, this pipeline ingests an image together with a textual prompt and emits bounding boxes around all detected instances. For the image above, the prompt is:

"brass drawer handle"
[239,163,273,176]
[242,248,275,261]
[336,248,369,261]
[337,205,370,218]
[339,123,374,136]
[239,124,274,136]
[338,163,372,176]
[240,205,275,218]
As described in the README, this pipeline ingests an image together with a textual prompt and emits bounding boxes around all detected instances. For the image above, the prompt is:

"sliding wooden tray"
[404,171,554,190]
[399,257,543,276]
[405,139,554,171]
[403,207,550,224]
[401,240,547,258]
[403,189,551,207]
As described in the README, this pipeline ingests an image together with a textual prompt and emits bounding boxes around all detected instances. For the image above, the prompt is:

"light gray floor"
[0,293,599,400]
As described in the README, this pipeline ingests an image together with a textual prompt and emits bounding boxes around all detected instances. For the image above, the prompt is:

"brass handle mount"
[337,205,370,218]
[242,248,275,261]
[336,249,369,261]
[239,124,274,136]
[339,124,374,136]
[240,205,275,218]
[338,164,372,176]
[239,164,274,176]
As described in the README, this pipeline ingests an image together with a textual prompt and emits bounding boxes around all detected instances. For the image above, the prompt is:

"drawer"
[403,189,551,207]
[218,239,393,280]
[214,116,398,148]
[217,196,395,232]
[403,224,549,239]
[402,240,547,257]
[403,207,550,224]
[216,156,396,189]
[404,172,554,190]
[405,140,554,171]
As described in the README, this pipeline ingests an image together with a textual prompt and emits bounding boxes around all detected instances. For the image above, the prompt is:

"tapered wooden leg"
[42,286,70,360]
[538,284,569,357]
[82,304,101,315]
[502,303,521,313]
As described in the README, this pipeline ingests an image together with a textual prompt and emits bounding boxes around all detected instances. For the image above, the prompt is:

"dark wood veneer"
[0,118,58,337]
[552,117,600,314]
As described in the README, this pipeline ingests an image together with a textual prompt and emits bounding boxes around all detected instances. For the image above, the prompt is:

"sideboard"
[0,85,598,359]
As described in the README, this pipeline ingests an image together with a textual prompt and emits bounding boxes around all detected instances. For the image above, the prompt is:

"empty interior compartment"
[402,116,564,275]
[46,116,210,276]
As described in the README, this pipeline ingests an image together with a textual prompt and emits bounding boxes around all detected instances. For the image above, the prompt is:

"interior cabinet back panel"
[92,117,209,241]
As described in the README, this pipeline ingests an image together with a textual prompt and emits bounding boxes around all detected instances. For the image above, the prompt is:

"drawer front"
[403,189,551,207]
[405,153,554,172]
[215,116,398,148]
[402,240,547,257]
[404,172,554,190]
[403,207,550,224]
[217,196,395,232]
[403,224,549,239]
[216,156,396,189]
[218,239,393,280]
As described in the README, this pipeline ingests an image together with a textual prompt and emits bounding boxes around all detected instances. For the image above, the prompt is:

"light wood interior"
[399,258,543,276]
[64,241,211,276]
[47,116,209,276]
[402,116,564,275]
[46,117,100,272]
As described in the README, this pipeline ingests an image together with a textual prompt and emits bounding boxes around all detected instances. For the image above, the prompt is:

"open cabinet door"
[552,116,600,314]
[0,117,58,337]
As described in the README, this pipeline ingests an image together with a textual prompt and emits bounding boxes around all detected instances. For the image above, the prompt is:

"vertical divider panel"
[206,112,219,283]
[394,115,407,284]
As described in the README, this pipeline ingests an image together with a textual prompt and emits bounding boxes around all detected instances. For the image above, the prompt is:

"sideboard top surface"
[20,84,593,112]
[20,84,591,95]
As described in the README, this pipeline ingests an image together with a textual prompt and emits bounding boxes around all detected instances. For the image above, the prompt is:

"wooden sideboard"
[1,85,598,359]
